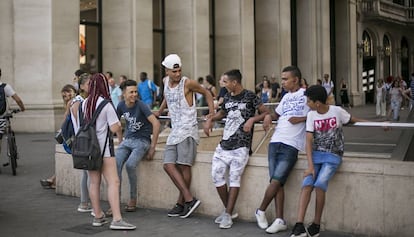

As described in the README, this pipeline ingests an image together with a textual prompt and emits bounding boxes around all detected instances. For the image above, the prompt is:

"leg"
[177,164,192,202]
[312,161,340,225]
[124,140,149,207]
[88,170,103,218]
[115,141,131,197]
[101,157,122,221]
[296,186,313,222]
[313,188,325,225]
[259,180,282,212]
[79,170,90,208]
[216,184,228,208]
[163,163,193,202]
[225,187,239,215]
[259,143,298,217]
[275,187,284,218]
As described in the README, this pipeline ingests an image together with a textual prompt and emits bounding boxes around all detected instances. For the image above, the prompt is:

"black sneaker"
[167,203,184,217]
[179,198,201,218]
[290,222,307,237]
[306,223,320,237]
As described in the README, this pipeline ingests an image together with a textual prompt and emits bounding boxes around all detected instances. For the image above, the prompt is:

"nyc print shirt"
[220,89,261,150]
[306,106,351,157]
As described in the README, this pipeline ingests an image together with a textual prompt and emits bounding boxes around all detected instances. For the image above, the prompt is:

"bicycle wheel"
[8,131,18,176]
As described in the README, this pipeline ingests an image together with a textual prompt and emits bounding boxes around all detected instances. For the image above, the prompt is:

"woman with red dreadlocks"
[71,73,136,230]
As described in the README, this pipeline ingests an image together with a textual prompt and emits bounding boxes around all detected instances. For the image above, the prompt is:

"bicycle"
[1,109,20,175]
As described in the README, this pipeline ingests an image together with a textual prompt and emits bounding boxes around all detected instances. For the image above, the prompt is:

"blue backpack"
[61,113,75,154]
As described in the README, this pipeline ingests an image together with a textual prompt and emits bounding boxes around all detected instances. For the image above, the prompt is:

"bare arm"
[203,110,226,136]
[304,132,315,178]
[288,116,307,125]
[11,94,25,111]
[244,103,269,133]
[186,79,215,117]
[146,114,161,160]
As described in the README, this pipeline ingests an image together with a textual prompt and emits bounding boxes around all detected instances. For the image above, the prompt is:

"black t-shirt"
[270,82,280,98]
[220,89,261,150]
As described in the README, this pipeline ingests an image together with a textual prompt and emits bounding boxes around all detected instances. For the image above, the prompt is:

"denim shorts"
[302,151,341,192]
[268,142,299,185]
[163,137,197,166]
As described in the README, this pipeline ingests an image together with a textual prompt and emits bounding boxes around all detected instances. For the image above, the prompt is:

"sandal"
[124,205,137,212]
[40,179,53,188]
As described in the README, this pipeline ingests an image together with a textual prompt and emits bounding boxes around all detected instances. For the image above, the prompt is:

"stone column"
[296,0,331,83]
[102,0,153,80]
[2,0,79,132]
[215,0,255,91]
[164,0,210,80]
[336,0,363,105]
[255,0,291,82]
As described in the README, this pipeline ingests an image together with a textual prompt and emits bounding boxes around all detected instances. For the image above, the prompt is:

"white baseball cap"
[162,54,182,69]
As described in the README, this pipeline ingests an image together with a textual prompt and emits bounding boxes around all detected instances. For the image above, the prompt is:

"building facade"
[0,0,413,132]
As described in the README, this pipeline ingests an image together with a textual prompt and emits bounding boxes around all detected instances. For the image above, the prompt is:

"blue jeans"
[268,142,299,185]
[115,137,150,200]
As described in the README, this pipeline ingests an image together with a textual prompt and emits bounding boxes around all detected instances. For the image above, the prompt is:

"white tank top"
[164,76,199,145]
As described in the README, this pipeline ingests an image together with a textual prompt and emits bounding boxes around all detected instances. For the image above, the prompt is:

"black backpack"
[0,83,7,115]
[71,100,110,170]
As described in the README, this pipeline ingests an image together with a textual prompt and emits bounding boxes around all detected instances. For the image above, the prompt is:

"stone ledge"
[55,143,414,236]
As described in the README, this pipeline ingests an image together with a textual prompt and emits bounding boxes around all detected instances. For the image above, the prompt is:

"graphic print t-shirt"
[306,106,351,157]
[270,88,309,151]
[116,100,153,142]
[220,89,261,150]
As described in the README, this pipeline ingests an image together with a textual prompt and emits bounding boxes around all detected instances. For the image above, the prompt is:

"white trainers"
[266,218,287,234]
[110,219,136,230]
[219,213,233,229]
[214,211,239,224]
[254,209,268,229]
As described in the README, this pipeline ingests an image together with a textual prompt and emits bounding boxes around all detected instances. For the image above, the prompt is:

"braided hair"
[84,73,111,123]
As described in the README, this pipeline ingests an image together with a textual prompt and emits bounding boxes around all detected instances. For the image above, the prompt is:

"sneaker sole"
[219,223,233,229]
[77,208,92,213]
[214,213,239,224]
[92,221,108,227]
[110,225,136,230]
[180,200,201,218]
[305,228,320,237]
[167,213,181,217]
[265,224,287,234]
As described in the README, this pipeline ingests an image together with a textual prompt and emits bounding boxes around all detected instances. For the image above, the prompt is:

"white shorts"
[211,145,249,188]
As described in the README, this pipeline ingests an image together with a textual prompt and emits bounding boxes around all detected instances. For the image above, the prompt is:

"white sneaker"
[219,213,233,229]
[214,211,239,224]
[110,219,136,230]
[266,218,287,234]
[254,209,268,229]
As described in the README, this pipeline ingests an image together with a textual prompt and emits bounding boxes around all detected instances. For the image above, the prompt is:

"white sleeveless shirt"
[164,76,199,145]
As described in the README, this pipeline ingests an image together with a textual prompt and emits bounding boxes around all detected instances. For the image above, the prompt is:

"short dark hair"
[205,74,215,85]
[120,79,137,91]
[106,71,113,77]
[282,65,302,80]
[224,69,242,84]
[74,69,85,77]
[305,85,327,104]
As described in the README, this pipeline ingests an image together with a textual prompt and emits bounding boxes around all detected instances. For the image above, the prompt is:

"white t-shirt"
[306,105,351,157]
[270,88,310,151]
[322,80,334,95]
[72,96,119,157]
